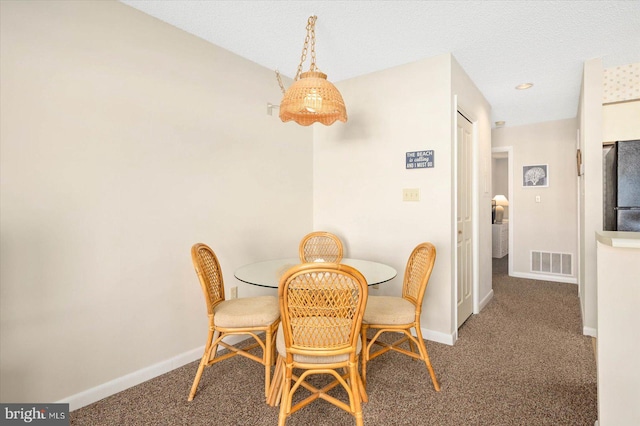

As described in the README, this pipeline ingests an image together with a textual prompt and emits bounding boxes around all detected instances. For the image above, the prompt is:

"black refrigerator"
[603,139,640,232]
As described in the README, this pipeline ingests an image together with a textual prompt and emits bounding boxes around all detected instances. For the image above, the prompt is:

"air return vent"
[530,251,572,275]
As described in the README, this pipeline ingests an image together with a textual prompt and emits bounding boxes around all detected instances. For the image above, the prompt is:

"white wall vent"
[530,251,572,275]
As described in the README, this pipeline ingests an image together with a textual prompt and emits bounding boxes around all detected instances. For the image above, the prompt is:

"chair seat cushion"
[276,323,361,364]
[213,296,280,328]
[363,296,415,325]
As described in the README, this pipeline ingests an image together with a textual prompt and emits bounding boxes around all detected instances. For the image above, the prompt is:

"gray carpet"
[70,256,597,425]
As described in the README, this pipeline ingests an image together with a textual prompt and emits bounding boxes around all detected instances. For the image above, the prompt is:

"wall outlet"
[403,188,420,202]
[230,286,238,299]
[372,284,380,290]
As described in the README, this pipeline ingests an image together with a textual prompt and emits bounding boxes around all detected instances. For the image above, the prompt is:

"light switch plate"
[403,188,420,201]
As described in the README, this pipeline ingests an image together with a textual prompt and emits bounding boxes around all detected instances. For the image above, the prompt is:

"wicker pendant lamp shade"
[276,16,347,126]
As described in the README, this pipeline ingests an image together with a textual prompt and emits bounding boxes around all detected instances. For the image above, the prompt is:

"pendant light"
[276,16,347,126]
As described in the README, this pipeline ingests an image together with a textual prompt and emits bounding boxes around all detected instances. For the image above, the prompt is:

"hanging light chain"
[275,16,319,94]
[275,70,286,94]
[294,15,318,80]
[309,16,317,72]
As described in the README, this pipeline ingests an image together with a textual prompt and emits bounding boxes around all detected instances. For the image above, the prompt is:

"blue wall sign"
[406,150,434,169]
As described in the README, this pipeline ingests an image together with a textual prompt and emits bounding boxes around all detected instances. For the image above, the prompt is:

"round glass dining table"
[234,257,397,288]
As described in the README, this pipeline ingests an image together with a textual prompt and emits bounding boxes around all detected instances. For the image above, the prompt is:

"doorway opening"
[491,147,513,276]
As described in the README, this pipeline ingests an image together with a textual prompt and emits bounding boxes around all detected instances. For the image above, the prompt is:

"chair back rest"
[191,243,225,315]
[299,231,344,263]
[278,263,367,358]
[402,243,436,312]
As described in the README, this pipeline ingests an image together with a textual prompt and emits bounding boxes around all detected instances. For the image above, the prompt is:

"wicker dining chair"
[188,243,280,402]
[298,231,344,263]
[269,262,368,426]
[360,242,440,392]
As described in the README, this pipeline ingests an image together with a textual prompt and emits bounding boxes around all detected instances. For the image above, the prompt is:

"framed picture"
[522,164,549,187]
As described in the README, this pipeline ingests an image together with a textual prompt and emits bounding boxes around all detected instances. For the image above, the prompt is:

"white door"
[456,111,473,328]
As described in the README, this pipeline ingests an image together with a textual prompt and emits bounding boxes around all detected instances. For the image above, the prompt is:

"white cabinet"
[492,223,508,258]
[595,232,640,426]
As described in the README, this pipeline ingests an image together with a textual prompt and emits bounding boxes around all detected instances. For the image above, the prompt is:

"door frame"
[491,146,513,276]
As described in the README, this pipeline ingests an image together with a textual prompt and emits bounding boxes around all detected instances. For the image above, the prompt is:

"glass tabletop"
[234,257,397,288]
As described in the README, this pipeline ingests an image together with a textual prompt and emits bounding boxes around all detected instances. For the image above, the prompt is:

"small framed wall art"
[522,164,549,187]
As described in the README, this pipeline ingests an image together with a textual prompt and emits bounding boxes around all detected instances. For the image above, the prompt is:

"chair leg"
[356,366,368,403]
[408,336,417,354]
[271,328,278,362]
[274,360,284,407]
[278,362,292,426]
[268,355,284,406]
[414,326,440,391]
[188,330,217,401]
[360,325,368,388]
[188,354,207,401]
[264,328,273,399]
[349,364,364,426]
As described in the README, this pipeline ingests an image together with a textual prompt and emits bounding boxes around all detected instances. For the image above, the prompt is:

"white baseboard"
[510,271,578,284]
[61,323,455,413]
[60,335,247,412]
[583,326,597,338]
[478,289,494,311]
[420,327,455,346]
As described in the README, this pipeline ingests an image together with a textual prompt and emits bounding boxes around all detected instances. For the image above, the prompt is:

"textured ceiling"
[120,0,640,127]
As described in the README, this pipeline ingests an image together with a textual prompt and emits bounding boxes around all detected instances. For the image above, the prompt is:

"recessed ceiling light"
[516,83,534,90]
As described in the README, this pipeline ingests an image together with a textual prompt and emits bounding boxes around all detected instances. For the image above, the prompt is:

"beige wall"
[313,55,453,340]
[0,1,313,405]
[492,119,578,281]
[313,54,492,342]
[0,0,494,407]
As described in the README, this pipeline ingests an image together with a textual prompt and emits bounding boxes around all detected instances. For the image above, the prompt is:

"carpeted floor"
[70,256,597,425]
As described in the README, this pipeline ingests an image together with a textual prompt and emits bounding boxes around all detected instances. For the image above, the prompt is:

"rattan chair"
[188,243,280,402]
[269,263,368,426]
[361,242,440,392]
[299,231,344,263]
